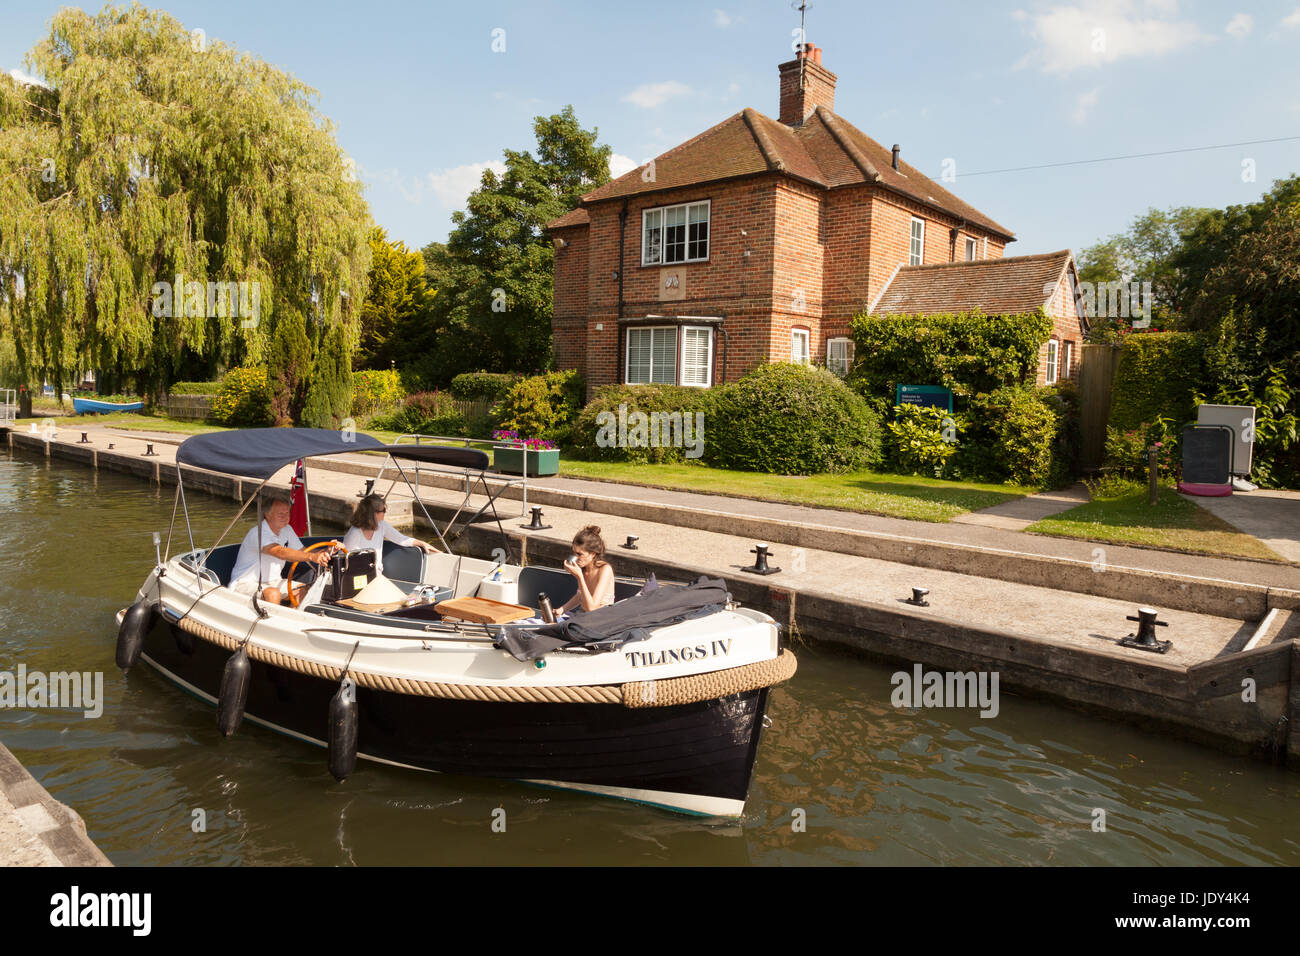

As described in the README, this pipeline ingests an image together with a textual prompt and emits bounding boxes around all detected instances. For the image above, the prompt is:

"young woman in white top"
[341,494,438,576]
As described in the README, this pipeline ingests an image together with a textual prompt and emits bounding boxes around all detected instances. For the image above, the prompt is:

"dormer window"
[642,200,710,266]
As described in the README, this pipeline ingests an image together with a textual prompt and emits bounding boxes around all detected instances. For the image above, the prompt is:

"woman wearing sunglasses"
[342,493,438,577]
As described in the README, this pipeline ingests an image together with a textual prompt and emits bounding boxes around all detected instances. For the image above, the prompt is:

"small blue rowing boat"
[73,397,145,414]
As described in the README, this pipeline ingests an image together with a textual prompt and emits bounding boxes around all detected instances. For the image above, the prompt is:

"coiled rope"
[169,613,796,708]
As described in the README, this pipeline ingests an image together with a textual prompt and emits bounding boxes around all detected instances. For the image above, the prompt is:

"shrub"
[450,371,523,402]
[368,391,466,435]
[211,367,273,427]
[569,384,718,464]
[169,381,222,395]
[849,309,1053,407]
[1107,331,1204,433]
[885,404,961,477]
[958,386,1059,486]
[1083,473,1146,499]
[1102,423,1178,481]
[351,369,405,419]
[267,310,313,426]
[494,370,585,444]
[301,325,354,429]
[707,362,882,474]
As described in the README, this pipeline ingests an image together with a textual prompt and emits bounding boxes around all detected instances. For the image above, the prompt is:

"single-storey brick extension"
[546,43,1086,396]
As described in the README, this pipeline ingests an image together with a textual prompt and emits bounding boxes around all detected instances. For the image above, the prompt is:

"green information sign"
[896,384,953,412]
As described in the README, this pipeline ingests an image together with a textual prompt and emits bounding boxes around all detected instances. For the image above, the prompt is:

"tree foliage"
[406,106,611,388]
[356,226,434,371]
[0,4,371,395]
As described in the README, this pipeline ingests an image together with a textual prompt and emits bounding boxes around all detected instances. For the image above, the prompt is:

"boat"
[115,428,796,817]
[73,397,145,414]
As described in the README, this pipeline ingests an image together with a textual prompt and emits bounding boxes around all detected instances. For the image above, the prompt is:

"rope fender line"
[168,614,796,708]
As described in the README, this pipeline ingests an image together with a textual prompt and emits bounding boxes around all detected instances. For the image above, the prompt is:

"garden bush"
[569,384,718,464]
[884,404,961,477]
[351,369,405,419]
[211,367,273,427]
[955,386,1060,486]
[494,370,585,444]
[368,391,466,435]
[706,363,882,474]
[267,310,313,426]
[449,371,523,402]
[1101,423,1178,481]
[301,325,354,429]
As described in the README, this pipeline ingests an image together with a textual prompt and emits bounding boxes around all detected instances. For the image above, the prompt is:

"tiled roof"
[547,207,589,229]
[873,250,1074,316]
[546,105,1013,239]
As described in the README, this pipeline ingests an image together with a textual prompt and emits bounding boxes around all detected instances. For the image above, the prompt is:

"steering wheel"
[287,541,347,608]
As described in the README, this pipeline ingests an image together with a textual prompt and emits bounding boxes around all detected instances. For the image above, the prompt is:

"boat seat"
[613,579,642,602]
[191,544,241,586]
[516,566,579,611]
[382,541,426,583]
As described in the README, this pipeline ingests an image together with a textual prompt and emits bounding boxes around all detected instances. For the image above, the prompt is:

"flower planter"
[494,446,560,476]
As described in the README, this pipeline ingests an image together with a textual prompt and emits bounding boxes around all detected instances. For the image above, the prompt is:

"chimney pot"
[891,144,900,171]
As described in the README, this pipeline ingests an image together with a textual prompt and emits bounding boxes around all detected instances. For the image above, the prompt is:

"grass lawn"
[556,458,1036,523]
[1026,485,1286,562]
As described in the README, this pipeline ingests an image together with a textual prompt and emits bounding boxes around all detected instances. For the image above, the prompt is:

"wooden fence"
[1077,343,1123,472]
[163,394,215,422]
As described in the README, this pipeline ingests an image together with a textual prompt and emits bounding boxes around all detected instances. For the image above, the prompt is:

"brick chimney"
[778,43,836,126]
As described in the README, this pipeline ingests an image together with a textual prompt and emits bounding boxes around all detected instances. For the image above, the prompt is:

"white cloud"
[425,161,507,208]
[1225,13,1252,38]
[609,153,639,178]
[1014,1,1210,74]
[1071,86,1102,123]
[713,9,732,27]
[1283,7,1300,28]
[622,81,691,109]
[7,67,46,87]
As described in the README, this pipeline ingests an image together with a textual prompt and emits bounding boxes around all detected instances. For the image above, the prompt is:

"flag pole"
[303,462,312,537]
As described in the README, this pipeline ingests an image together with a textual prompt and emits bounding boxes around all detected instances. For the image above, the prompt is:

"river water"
[1,447,1297,865]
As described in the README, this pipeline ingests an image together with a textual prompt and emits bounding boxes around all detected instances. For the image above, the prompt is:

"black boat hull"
[139,612,769,815]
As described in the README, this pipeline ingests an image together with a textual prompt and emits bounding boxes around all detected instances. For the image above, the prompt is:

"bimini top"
[176,428,491,479]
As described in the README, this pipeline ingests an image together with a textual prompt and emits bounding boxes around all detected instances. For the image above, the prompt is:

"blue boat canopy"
[176,428,490,479]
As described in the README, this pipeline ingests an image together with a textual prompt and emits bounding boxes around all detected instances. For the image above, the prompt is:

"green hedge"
[1107,332,1204,432]
[449,371,522,402]
[168,381,222,395]
[707,363,881,474]
[494,370,585,443]
[849,309,1053,407]
[569,384,718,464]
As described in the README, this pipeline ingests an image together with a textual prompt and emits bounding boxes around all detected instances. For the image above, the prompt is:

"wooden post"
[1148,446,1159,505]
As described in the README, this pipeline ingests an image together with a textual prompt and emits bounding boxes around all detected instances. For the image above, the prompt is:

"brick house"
[547,43,1085,396]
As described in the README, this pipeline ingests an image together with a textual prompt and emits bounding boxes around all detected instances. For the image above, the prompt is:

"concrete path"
[20,422,1300,592]
[1187,488,1300,563]
[952,482,1090,531]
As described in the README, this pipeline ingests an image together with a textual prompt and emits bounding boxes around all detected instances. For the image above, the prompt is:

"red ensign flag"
[289,459,309,536]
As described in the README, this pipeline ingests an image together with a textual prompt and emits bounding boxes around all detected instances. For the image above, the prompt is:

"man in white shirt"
[230,498,333,604]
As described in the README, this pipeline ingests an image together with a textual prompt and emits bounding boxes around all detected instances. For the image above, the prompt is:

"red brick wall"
[551,224,588,373]
[1035,270,1085,385]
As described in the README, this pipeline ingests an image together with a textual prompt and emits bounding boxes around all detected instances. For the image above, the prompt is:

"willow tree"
[0,4,372,396]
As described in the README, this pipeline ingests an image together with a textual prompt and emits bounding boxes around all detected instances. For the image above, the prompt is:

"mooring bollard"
[79,432,91,444]
[904,587,931,607]
[742,543,781,575]
[520,506,551,531]
[143,443,157,457]
[621,534,639,550]
[1119,606,1171,653]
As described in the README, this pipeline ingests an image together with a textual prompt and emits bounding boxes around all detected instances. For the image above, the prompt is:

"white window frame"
[1063,341,1073,381]
[981,236,988,259]
[678,325,714,388]
[964,237,977,261]
[641,200,710,266]
[791,329,810,365]
[909,217,925,266]
[1045,339,1059,385]
[625,326,679,385]
[826,336,854,377]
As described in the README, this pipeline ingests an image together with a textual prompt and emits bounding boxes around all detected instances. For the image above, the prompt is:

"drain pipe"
[718,319,729,385]
[617,198,628,383]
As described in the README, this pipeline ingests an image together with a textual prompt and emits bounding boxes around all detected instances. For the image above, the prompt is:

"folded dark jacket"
[495,576,730,662]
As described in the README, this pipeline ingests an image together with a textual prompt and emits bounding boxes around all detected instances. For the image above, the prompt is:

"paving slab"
[952,482,1090,530]
[1187,488,1300,563]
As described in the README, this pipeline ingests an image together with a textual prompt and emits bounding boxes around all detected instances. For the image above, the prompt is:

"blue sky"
[4,1,1299,258]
